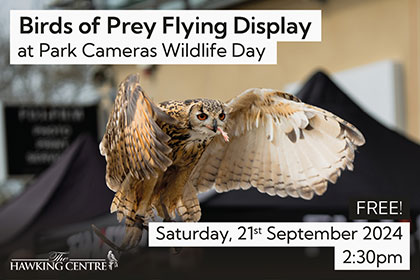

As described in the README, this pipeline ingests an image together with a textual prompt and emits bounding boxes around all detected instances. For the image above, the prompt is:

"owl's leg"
[118,175,157,250]
[120,214,146,250]
[177,181,202,222]
[121,182,157,249]
[160,200,173,222]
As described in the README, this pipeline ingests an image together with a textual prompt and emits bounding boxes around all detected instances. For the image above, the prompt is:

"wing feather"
[189,88,365,200]
[100,74,175,191]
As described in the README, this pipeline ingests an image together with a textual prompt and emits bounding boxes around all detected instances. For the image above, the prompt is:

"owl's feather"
[189,88,365,204]
[100,74,179,248]
[100,74,175,190]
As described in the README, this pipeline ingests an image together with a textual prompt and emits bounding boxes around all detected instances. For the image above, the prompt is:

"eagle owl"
[100,74,365,248]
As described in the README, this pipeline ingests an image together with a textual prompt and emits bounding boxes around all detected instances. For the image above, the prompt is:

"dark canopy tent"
[0,134,114,257]
[200,71,420,221]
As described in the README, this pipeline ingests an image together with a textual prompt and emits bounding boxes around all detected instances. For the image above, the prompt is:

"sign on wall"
[5,105,98,175]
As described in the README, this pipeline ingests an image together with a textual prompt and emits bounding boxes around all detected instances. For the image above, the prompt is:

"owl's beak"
[212,119,218,132]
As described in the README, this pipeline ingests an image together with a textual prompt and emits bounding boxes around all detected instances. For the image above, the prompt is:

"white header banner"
[149,222,410,270]
[10,10,321,65]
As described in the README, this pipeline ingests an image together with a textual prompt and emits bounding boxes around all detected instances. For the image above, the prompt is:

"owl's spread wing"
[190,88,365,200]
[100,74,176,191]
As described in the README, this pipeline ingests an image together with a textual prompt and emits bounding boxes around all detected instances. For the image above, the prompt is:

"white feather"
[265,114,274,142]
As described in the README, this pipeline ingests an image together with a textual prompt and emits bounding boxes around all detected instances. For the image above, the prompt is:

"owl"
[99,74,365,249]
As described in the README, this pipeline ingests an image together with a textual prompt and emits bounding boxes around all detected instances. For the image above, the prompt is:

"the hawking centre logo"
[10,250,118,271]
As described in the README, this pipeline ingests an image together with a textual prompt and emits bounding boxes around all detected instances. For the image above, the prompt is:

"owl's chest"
[160,123,211,168]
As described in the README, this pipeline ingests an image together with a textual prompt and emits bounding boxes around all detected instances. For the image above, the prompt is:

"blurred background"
[0,0,419,279]
[1,0,419,197]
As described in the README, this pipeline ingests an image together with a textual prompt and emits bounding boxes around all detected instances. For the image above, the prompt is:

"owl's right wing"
[189,88,365,201]
[100,74,176,191]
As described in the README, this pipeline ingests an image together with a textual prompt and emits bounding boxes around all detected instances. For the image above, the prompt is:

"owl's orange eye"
[197,113,208,121]
[219,113,226,121]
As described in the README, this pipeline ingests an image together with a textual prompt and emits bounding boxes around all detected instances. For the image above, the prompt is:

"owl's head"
[187,99,229,141]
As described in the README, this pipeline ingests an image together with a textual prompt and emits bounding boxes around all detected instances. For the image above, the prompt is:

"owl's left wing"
[100,74,176,191]
[189,88,365,201]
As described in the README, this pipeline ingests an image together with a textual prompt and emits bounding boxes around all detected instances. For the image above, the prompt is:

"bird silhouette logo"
[107,250,118,270]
